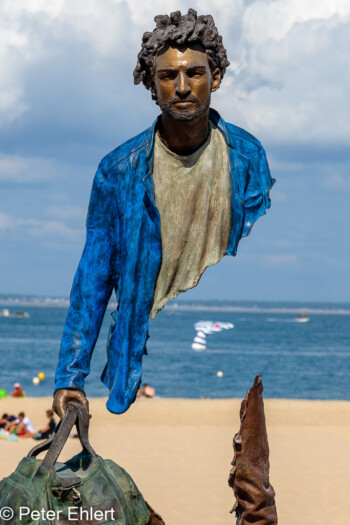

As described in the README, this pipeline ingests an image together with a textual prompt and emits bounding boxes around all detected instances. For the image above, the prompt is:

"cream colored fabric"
[150,122,231,319]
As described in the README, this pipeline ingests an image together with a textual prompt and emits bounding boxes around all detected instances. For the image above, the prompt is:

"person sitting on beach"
[0,413,16,429]
[33,410,57,440]
[5,411,34,438]
[137,383,156,398]
[10,382,25,397]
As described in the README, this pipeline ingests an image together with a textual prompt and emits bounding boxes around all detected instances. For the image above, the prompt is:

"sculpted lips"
[173,101,196,106]
[171,96,199,106]
[172,100,196,103]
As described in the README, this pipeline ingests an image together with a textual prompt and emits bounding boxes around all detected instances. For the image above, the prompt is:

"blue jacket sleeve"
[54,166,118,392]
[242,145,275,237]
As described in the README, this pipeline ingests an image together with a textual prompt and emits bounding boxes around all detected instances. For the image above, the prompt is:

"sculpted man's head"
[134,9,230,122]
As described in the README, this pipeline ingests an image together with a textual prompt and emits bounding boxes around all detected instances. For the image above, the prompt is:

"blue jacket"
[54,109,275,414]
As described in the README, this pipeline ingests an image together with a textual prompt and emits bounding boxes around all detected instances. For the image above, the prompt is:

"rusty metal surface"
[228,375,278,525]
[146,502,166,524]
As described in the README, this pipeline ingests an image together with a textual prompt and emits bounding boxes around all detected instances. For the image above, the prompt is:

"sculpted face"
[153,43,221,121]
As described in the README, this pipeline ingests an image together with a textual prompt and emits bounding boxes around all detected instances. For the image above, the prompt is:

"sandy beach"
[1,396,350,524]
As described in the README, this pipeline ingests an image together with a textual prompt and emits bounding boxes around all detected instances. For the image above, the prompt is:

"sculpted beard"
[158,95,210,121]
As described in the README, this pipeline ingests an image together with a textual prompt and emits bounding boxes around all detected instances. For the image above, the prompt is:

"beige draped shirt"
[150,122,231,319]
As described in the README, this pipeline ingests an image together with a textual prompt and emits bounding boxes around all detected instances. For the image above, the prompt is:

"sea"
[0,300,349,401]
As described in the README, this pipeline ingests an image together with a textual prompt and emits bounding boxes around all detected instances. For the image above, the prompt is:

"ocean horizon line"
[1,295,350,316]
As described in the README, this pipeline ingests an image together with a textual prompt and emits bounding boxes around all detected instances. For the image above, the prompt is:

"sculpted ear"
[150,82,158,101]
[211,67,221,93]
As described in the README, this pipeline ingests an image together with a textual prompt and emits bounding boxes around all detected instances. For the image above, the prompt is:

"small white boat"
[0,309,30,318]
[192,321,234,351]
[296,314,310,323]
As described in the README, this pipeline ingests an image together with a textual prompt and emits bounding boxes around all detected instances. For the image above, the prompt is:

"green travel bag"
[0,402,152,524]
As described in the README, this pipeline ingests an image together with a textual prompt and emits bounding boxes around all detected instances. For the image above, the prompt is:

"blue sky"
[0,0,349,302]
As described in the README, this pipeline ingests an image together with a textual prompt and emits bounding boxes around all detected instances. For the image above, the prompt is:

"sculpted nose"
[175,73,191,98]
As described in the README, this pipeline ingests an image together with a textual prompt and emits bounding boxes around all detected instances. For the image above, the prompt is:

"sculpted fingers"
[52,388,89,420]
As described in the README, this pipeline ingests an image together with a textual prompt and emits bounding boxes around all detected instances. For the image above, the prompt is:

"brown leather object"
[228,375,278,524]
[147,502,166,524]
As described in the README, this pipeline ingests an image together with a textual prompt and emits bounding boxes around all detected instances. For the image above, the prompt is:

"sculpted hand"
[52,388,89,420]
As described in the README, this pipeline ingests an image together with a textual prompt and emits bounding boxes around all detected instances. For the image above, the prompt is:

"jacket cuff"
[54,376,86,395]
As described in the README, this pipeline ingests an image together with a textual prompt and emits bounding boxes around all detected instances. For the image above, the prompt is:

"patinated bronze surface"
[146,503,166,525]
[150,122,231,318]
[228,376,278,524]
[53,388,89,420]
[153,42,221,155]
[53,9,274,417]
[52,29,222,420]
[53,10,231,418]
[45,10,276,524]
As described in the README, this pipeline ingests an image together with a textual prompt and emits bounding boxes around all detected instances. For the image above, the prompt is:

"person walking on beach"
[53,9,274,418]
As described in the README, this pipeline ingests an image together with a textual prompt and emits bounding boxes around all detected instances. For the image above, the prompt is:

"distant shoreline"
[1,296,350,315]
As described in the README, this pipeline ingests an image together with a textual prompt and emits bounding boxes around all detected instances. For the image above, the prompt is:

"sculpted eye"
[158,71,177,81]
[187,68,206,78]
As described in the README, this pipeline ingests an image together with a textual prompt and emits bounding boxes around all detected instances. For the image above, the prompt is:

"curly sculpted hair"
[133,9,230,97]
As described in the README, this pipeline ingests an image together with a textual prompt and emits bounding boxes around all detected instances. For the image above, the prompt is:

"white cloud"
[2,0,64,16]
[0,154,59,183]
[25,219,82,240]
[0,210,82,240]
[216,10,350,147]
[45,204,86,221]
[0,211,15,230]
[0,0,349,151]
[0,0,348,299]
[242,0,350,43]
[0,3,48,122]
[322,174,350,191]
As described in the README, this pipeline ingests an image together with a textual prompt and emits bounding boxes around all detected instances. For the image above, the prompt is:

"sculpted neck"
[158,109,210,156]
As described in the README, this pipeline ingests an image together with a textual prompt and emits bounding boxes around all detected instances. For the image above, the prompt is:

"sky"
[0,0,349,303]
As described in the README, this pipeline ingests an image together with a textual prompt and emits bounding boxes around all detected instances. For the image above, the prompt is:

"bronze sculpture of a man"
[53,9,275,418]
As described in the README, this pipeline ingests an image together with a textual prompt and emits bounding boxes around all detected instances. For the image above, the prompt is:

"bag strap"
[27,432,55,458]
[27,402,96,469]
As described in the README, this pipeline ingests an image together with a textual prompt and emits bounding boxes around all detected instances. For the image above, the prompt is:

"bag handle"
[27,402,96,469]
